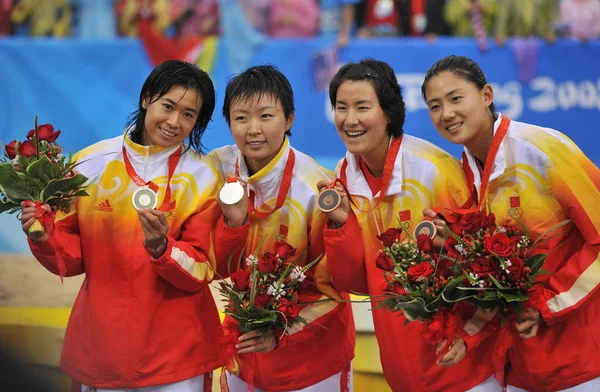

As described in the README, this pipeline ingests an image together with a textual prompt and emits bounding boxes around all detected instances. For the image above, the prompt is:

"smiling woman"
[321,58,500,392]
[17,60,238,392]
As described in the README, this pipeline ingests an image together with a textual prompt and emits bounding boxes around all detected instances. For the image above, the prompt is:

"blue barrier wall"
[1,37,599,252]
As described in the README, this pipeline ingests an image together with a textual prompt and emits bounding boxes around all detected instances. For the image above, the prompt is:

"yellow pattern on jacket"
[27,134,225,388]
[208,138,355,391]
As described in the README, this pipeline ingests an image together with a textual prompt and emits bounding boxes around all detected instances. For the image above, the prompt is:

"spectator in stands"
[268,0,319,38]
[423,0,452,40]
[444,0,496,37]
[115,0,171,37]
[557,0,600,41]
[171,0,219,37]
[494,0,558,46]
[11,0,72,37]
[0,0,13,36]
[321,0,359,46]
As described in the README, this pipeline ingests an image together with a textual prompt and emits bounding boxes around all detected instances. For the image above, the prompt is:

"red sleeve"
[214,215,249,279]
[149,198,220,292]
[323,211,369,294]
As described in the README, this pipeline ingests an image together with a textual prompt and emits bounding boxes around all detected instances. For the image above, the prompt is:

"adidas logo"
[95,199,113,212]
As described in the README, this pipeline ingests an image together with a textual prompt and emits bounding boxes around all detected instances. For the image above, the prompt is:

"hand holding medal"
[316,179,350,227]
[218,175,248,228]
[421,208,449,249]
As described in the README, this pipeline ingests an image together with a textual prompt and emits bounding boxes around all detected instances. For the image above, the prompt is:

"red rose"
[377,228,402,247]
[471,258,495,277]
[5,140,17,159]
[481,213,496,229]
[274,240,296,260]
[457,212,482,234]
[444,236,459,259]
[416,234,434,254]
[258,251,279,273]
[407,262,435,281]
[27,124,61,143]
[231,270,251,291]
[279,300,300,319]
[376,252,395,271]
[17,140,36,157]
[436,257,455,278]
[484,233,513,257]
[506,257,525,281]
[254,293,270,308]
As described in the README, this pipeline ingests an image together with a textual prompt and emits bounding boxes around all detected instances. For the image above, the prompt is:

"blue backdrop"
[0,37,599,252]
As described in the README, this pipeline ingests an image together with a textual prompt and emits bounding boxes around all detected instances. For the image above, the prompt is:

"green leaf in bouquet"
[0,163,33,203]
[497,291,528,303]
[489,274,507,289]
[526,254,547,275]
[391,296,438,322]
[25,155,54,182]
[41,174,88,203]
[0,199,19,213]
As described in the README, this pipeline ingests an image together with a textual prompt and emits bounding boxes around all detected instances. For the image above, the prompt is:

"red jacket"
[28,136,234,389]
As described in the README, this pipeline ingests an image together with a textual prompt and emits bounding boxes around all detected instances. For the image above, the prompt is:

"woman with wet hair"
[422,54,600,392]
[321,58,499,392]
[20,60,234,392]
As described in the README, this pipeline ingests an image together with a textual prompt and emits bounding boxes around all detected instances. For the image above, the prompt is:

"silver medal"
[219,181,245,205]
[132,187,158,210]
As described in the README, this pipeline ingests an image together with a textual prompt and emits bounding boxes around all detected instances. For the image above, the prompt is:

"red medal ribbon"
[338,136,403,213]
[237,149,296,219]
[431,116,512,220]
[122,145,182,211]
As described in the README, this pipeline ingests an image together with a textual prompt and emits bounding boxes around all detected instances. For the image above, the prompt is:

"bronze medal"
[318,188,342,213]
[413,220,437,239]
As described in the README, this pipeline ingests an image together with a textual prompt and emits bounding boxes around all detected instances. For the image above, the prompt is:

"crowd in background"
[0,0,598,45]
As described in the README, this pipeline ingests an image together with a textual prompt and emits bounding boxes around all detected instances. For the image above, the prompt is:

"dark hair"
[421,55,496,114]
[126,60,216,154]
[329,58,406,138]
[222,65,295,136]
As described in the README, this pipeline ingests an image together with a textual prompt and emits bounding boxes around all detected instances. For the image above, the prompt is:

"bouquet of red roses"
[373,223,465,352]
[0,116,88,236]
[442,209,567,322]
[218,237,320,335]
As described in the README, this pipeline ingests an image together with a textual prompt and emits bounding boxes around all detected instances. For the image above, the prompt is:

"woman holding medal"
[19,60,234,392]
[320,59,499,391]
[421,55,600,392]
[209,65,355,391]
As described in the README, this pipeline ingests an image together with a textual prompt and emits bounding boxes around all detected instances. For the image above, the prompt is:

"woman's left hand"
[236,330,277,354]
[138,209,169,250]
[516,308,542,339]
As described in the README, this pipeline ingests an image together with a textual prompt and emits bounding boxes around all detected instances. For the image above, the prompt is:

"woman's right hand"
[217,177,249,228]
[20,201,51,243]
[317,180,351,227]
[423,208,447,249]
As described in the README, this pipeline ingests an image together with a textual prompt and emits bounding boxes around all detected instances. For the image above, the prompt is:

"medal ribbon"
[122,145,182,211]
[236,149,296,219]
[430,116,511,220]
[337,136,402,213]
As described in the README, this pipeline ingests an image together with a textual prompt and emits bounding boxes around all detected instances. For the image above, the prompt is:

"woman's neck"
[361,135,391,178]
[466,114,496,164]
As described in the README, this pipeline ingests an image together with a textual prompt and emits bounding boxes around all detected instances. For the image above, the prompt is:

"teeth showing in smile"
[346,131,366,137]
[446,123,462,131]
[248,141,264,146]
[160,127,176,138]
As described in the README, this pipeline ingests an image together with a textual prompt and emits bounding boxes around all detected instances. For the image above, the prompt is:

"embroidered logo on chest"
[509,196,523,217]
